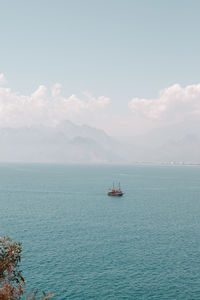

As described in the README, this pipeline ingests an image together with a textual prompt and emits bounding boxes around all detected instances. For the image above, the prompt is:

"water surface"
[0,164,199,299]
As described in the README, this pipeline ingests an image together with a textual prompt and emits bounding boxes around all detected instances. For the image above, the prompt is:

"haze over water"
[0,164,199,299]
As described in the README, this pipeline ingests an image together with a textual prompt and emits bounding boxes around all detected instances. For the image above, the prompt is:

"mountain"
[125,119,200,163]
[0,121,123,163]
[0,119,198,164]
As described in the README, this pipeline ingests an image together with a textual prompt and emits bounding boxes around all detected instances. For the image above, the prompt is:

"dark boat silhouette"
[107,183,124,196]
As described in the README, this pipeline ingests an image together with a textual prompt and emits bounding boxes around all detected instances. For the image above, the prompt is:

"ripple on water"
[0,164,199,299]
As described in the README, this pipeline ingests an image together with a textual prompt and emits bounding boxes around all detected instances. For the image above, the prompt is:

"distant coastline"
[132,161,200,166]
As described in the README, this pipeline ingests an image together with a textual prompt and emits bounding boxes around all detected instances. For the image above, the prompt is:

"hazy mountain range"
[126,119,200,163]
[0,119,199,164]
[0,121,123,163]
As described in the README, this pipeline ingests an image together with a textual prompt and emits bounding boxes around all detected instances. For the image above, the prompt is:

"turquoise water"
[0,164,200,299]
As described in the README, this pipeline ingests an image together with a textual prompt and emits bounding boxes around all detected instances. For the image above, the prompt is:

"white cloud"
[129,83,200,123]
[2,73,200,138]
[0,74,7,86]
[0,76,110,128]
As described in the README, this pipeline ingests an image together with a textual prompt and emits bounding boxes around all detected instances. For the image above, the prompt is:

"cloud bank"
[129,83,200,124]
[0,74,110,128]
[1,73,200,139]
[0,74,200,162]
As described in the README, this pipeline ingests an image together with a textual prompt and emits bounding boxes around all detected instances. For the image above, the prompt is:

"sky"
[0,0,200,136]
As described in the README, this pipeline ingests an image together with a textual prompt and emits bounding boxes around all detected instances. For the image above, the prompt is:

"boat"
[107,183,124,196]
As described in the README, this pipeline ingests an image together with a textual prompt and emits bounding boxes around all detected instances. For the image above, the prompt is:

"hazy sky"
[0,0,200,135]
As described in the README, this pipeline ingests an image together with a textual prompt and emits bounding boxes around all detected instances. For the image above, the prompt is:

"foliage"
[0,237,53,300]
[0,237,24,300]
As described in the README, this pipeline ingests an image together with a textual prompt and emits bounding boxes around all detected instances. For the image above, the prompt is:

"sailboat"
[107,182,124,196]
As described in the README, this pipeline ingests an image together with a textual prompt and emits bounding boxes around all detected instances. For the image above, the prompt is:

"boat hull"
[107,192,123,196]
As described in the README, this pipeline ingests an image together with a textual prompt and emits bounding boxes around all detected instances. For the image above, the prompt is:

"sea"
[0,164,200,299]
